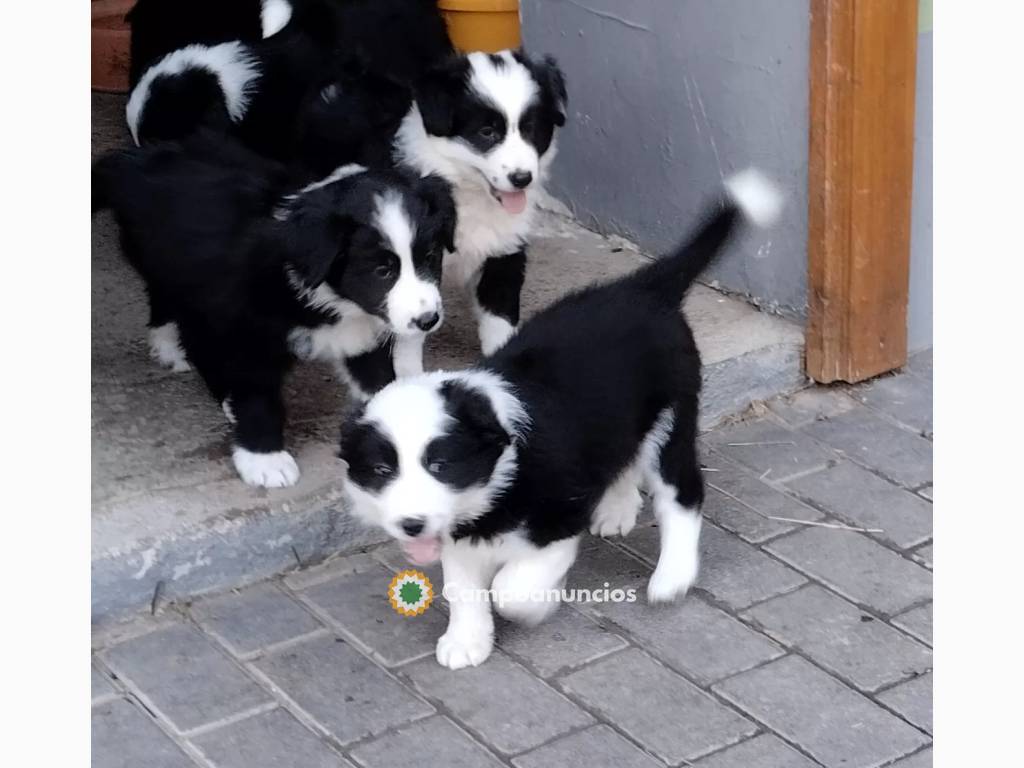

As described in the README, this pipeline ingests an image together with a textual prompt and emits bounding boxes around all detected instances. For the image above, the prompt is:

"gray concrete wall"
[907,12,933,352]
[521,0,810,316]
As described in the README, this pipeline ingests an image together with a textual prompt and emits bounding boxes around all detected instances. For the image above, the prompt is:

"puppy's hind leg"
[471,250,526,355]
[590,461,643,537]
[229,382,299,489]
[640,402,704,603]
[146,290,191,372]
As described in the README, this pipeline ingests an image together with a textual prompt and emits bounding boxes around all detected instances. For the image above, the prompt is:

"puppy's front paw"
[232,448,300,489]
[288,328,314,361]
[436,627,493,670]
[647,558,699,604]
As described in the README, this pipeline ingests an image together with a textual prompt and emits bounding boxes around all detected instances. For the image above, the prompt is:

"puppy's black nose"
[401,518,426,536]
[413,312,440,332]
[508,170,533,189]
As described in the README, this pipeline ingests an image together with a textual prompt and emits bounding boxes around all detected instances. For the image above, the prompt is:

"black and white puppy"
[340,170,782,668]
[125,0,339,155]
[93,134,456,488]
[391,49,568,356]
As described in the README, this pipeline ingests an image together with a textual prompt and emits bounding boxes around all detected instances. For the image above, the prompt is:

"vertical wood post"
[806,0,919,383]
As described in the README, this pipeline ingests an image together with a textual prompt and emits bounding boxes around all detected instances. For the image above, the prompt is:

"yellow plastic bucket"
[439,0,521,54]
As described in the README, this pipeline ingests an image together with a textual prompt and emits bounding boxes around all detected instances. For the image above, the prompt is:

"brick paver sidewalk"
[92,351,933,768]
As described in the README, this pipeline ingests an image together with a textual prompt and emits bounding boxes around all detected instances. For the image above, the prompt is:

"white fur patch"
[725,168,783,228]
[148,323,191,372]
[126,42,261,145]
[260,0,292,37]
[275,164,367,220]
[232,448,300,488]
[374,192,442,334]
[476,312,516,356]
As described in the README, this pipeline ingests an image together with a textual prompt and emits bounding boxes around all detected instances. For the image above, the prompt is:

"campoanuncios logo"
[388,569,434,616]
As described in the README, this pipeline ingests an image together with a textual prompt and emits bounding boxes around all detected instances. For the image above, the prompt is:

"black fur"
[476,251,527,327]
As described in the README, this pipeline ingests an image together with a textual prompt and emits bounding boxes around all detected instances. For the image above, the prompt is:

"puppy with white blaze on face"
[93,133,456,488]
[341,169,783,669]
[393,49,568,357]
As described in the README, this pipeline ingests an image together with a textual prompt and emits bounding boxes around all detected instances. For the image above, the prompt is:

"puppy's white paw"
[232,448,300,488]
[149,324,191,372]
[647,558,699,604]
[590,486,642,537]
[436,627,493,670]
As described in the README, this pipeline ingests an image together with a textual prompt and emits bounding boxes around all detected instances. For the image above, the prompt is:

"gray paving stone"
[623,522,806,610]
[706,419,835,482]
[101,624,272,733]
[877,672,932,734]
[743,585,932,692]
[190,583,322,657]
[714,655,928,768]
[512,724,662,768]
[92,698,196,768]
[592,595,783,684]
[892,604,932,647]
[693,734,818,767]
[402,652,592,755]
[560,649,755,764]
[785,461,933,549]
[906,349,932,379]
[92,663,116,703]
[703,463,825,543]
[254,635,433,746]
[766,528,932,615]
[350,715,502,768]
[913,543,933,569]
[802,410,932,488]
[191,708,352,768]
[568,537,651,591]
[766,386,860,428]
[853,372,932,436]
[301,560,449,666]
[892,747,932,767]
[497,607,627,677]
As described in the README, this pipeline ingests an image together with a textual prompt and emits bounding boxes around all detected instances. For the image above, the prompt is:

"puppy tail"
[635,168,783,303]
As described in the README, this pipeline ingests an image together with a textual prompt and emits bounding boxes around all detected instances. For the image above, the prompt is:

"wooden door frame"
[806,0,919,383]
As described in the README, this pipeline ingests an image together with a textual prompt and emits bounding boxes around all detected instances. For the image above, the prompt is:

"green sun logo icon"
[388,570,434,616]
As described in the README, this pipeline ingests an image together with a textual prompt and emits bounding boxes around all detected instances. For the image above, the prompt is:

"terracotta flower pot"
[438,0,521,53]
[92,0,135,93]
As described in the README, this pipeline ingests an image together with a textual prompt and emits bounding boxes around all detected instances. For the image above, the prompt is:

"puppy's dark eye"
[521,118,535,133]
[374,264,395,279]
[478,125,497,140]
[373,464,393,477]
[427,459,447,474]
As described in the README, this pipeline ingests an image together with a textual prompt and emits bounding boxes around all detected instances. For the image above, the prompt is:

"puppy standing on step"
[93,135,455,488]
[340,170,782,668]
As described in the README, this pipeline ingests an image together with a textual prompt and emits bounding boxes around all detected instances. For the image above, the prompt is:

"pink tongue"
[497,189,528,214]
[401,535,442,565]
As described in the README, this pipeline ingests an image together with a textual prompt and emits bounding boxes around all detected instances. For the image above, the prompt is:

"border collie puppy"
[391,49,568,356]
[93,135,456,488]
[125,0,338,154]
[126,0,291,87]
[340,170,782,668]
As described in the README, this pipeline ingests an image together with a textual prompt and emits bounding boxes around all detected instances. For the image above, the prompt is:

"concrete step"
[91,94,804,624]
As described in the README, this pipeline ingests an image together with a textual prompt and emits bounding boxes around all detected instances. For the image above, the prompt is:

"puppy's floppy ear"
[440,381,510,448]
[274,199,352,288]
[417,174,457,253]
[414,57,467,137]
[533,54,568,127]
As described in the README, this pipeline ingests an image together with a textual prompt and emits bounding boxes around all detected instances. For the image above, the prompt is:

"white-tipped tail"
[725,168,783,228]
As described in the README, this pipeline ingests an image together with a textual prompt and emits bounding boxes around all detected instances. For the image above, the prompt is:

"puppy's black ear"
[273,200,352,288]
[440,381,510,448]
[530,54,567,127]
[417,174,457,253]
[414,58,467,136]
